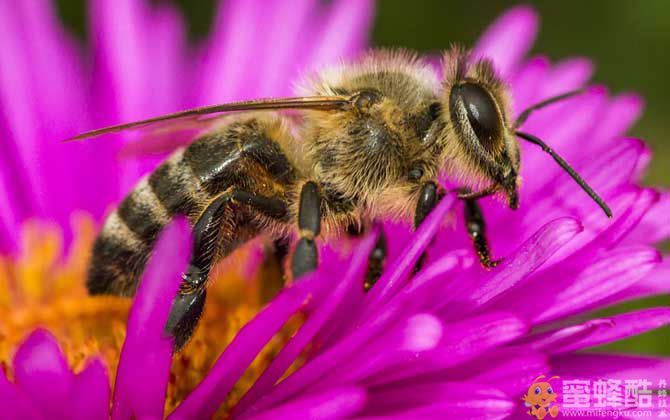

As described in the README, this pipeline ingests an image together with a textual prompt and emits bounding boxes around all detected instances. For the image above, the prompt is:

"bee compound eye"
[449,83,501,150]
[535,387,541,395]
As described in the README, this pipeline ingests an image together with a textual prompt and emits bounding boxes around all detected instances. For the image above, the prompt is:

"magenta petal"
[473,5,538,77]
[529,308,670,355]
[196,0,267,103]
[464,349,550,396]
[350,313,528,387]
[469,217,582,306]
[0,369,43,419]
[246,302,405,415]
[592,93,644,146]
[552,354,670,384]
[364,195,456,311]
[305,0,375,70]
[625,190,670,245]
[509,55,550,114]
[247,387,367,420]
[235,232,378,413]
[541,57,594,97]
[533,246,661,324]
[13,329,74,417]
[68,358,111,420]
[172,280,314,419]
[322,313,446,385]
[623,258,670,299]
[113,218,191,420]
[254,0,316,95]
[364,382,514,418]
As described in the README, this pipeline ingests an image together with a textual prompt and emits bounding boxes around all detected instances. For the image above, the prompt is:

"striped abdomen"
[87,117,297,296]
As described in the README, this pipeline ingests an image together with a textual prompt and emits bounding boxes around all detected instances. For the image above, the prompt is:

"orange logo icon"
[523,375,560,419]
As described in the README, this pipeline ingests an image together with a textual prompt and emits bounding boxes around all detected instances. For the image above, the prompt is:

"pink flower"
[1,2,668,419]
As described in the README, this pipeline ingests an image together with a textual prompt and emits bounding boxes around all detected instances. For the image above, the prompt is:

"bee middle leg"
[291,181,322,279]
[165,190,287,350]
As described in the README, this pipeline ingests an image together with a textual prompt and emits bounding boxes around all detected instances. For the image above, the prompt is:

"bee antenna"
[514,89,586,128]
[516,131,613,218]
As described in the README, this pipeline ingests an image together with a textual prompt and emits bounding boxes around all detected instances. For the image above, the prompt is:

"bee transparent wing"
[63,95,352,142]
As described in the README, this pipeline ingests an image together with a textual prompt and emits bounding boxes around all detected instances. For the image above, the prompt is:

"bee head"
[436,47,520,208]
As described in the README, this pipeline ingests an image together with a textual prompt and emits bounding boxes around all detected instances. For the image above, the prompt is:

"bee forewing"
[62,96,351,142]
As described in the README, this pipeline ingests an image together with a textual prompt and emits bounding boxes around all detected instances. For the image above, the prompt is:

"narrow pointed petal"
[510,55,550,115]
[68,358,111,420]
[305,0,375,70]
[622,258,670,299]
[245,303,404,415]
[592,94,644,146]
[473,5,538,77]
[0,371,42,419]
[552,354,670,384]
[528,308,670,355]
[236,232,377,413]
[12,329,74,417]
[468,218,582,306]
[113,218,191,420]
[248,387,367,420]
[625,190,670,245]
[172,280,314,419]
[364,382,514,419]
[533,247,660,323]
[355,313,528,386]
[463,350,550,396]
[364,195,455,312]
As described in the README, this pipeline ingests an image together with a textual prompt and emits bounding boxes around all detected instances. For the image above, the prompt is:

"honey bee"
[69,48,611,349]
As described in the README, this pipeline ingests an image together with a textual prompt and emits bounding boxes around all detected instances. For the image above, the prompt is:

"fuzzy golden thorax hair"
[298,47,520,219]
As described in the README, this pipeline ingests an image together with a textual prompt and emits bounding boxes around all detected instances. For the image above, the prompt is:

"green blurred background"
[55,0,668,353]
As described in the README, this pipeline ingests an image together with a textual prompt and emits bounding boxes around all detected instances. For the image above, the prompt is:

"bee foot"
[164,288,207,351]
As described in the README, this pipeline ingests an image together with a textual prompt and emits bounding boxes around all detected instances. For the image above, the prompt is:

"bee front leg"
[462,195,501,269]
[291,181,322,279]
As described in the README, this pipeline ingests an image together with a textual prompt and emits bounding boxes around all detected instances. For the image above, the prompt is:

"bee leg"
[165,193,230,350]
[346,223,388,291]
[257,238,290,303]
[165,191,288,350]
[364,232,387,291]
[165,288,207,351]
[463,197,501,268]
[413,181,443,272]
[291,181,322,280]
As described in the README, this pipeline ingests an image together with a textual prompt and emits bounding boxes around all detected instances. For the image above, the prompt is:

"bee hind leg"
[164,193,230,350]
[165,190,288,350]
